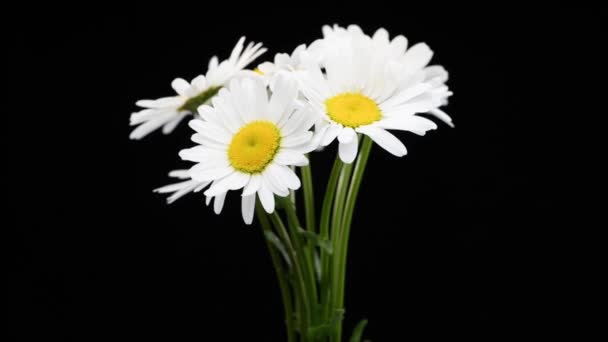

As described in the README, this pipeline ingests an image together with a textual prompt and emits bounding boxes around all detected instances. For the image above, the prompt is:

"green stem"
[319,157,343,322]
[256,203,296,342]
[301,161,316,234]
[334,136,373,342]
[279,197,319,315]
[269,210,311,340]
[330,160,354,341]
[300,162,320,316]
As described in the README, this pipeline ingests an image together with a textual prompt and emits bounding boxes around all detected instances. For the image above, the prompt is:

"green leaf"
[263,230,291,267]
[308,309,345,338]
[297,227,333,254]
[349,319,368,342]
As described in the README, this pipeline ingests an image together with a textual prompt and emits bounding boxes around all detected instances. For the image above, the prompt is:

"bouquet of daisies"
[130,24,452,341]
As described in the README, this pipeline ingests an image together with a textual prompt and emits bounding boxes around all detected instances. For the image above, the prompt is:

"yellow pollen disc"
[325,93,382,128]
[253,67,264,75]
[228,121,281,173]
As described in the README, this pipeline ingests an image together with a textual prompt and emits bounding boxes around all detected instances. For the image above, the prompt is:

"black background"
[7,3,580,341]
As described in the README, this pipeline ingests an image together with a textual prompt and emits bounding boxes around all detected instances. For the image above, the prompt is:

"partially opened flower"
[298,25,453,163]
[129,37,266,140]
[179,77,317,224]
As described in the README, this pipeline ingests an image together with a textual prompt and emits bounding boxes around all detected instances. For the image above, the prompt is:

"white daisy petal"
[257,185,275,214]
[190,164,233,183]
[380,82,434,111]
[130,109,161,125]
[245,77,269,119]
[229,37,246,65]
[241,194,256,225]
[429,108,454,127]
[321,124,342,147]
[390,35,408,56]
[242,175,263,196]
[403,43,433,72]
[262,169,289,196]
[282,131,313,148]
[212,90,242,132]
[191,133,229,150]
[337,127,356,144]
[377,115,438,135]
[205,172,250,197]
[338,135,359,164]
[196,105,220,124]
[168,170,190,179]
[268,164,301,190]
[208,56,219,70]
[188,120,231,144]
[357,126,407,157]
[274,149,308,166]
[136,97,183,109]
[162,115,186,134]
[154,180,196,194]
[194,182,210,192]
[191,75,207,91]
[129,117,169,140]
[154,170,211,204]
[171,78,190,96]
[268,76,298,123]
[156,181,198,204]
[280,110,307,137]
[383,93,437,116]
[210,191,226,214]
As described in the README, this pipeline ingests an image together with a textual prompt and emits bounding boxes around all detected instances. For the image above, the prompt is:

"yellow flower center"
[325,93,382,128]
[254,67,264,75]
[228,121,281,173]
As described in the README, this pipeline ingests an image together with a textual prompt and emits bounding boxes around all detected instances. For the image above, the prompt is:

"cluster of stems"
[257,136,373,342]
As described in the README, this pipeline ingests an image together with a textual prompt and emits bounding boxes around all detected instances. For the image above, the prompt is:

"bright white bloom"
[298,25,453,163]
[129,37,266,140]
[154,170,210,204]
[179,77,317,224]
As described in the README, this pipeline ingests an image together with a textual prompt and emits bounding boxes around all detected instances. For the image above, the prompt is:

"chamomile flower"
[179,77,317,224]
[129,37,266,140]
[298,25,453,163]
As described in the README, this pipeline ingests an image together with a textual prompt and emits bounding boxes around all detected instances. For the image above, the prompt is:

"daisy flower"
[179,76,317,224]
[298,25,453,163]
[129,37,266,140]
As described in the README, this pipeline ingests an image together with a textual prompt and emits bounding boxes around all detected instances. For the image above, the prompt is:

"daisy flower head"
[179,76,318,224]
[298,24,453,163]
[129,37,266,140]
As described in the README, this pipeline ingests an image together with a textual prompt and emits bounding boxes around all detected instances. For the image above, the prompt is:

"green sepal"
[349,319,368,342]
[178,86,221,113]
[297,227,333,255]
[263,230,291,268]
